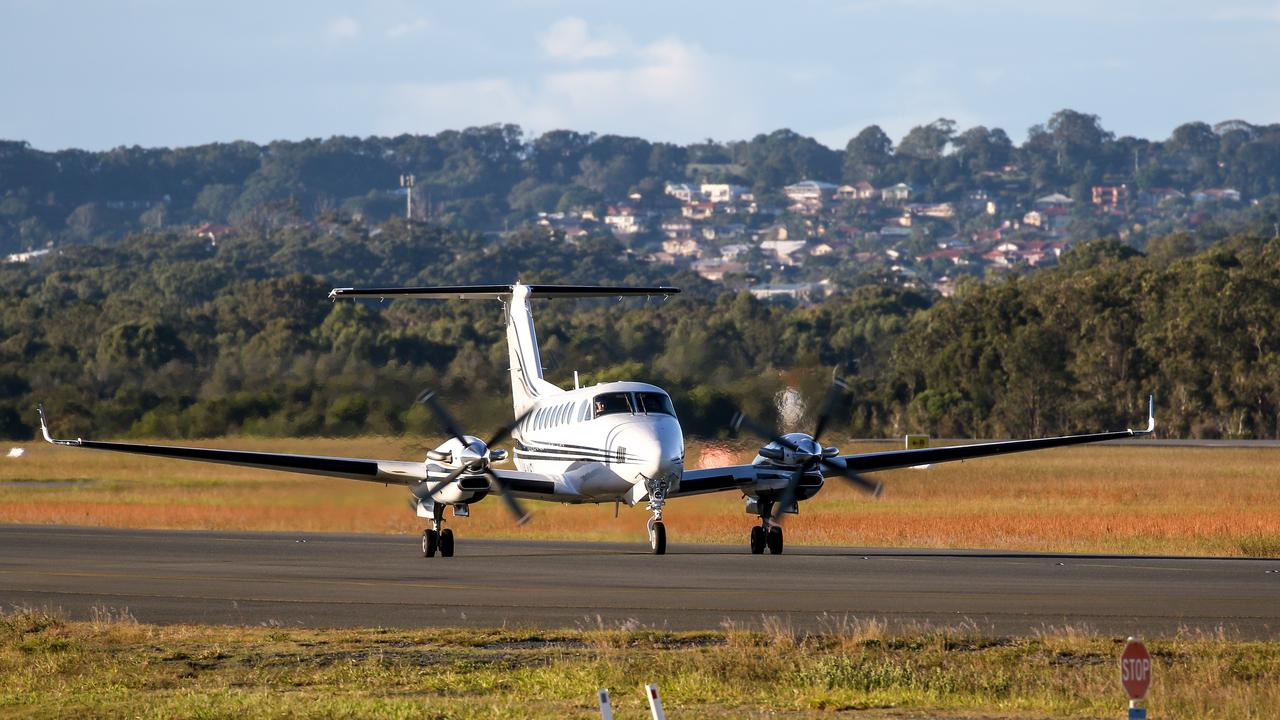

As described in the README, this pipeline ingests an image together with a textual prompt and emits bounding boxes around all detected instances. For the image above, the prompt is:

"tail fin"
[506,284,559,414]
[330,283,679,417]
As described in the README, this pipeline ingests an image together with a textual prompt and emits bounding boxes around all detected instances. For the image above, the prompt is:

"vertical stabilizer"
[506,284,561,415]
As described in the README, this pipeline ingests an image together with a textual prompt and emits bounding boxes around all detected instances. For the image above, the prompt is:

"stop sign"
[1120,638,1152,700]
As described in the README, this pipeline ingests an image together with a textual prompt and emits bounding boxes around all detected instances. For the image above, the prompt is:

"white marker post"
[644,683,666,720]
[597,689,613,720]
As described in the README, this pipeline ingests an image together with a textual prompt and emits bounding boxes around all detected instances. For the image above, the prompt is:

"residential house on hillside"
[664,182,699,202]
[836,181,877,201]
[701,223,745,241]
[1034,192,1073,209]
[1092,184,1128,211]
[691,257,746,281]
[1140,188,1185,206]
[749,282,823,302]
[760,239,807,264]
[661,238,703,257]
[660,219,692,238]
[604,206,644,234]
[1192,188,1242,203]
[700,183,750,203]
[784,180,839,213]
[880,183,912,203]
[917,247,974,266]
[1023,207,1070,234]
[907,202,956,219]
[681,202,715,220]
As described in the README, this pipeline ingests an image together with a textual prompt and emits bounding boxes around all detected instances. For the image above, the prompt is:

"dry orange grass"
[2,437,1278,556]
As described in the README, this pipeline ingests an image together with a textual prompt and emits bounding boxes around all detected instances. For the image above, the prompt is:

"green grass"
[2,607,1278,719]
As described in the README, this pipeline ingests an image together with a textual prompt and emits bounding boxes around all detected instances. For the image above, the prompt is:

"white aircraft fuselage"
[508,380,685,502]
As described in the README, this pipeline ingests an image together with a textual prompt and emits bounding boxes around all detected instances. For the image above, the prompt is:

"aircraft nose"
[615,421,683,481]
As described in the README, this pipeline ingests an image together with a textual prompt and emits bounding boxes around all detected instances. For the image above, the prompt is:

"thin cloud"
[382,29,760,143]
[326,16,361,41]
[539,17,620,61]
[386,18,430,39]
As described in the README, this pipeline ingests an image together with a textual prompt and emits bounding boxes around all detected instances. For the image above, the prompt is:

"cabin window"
[592,392,633,417]
[558,404,568,425]
[578,400,589,422]
[635,392,676,416]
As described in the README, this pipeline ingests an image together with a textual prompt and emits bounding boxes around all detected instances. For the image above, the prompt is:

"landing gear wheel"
[438,528,454,557]
[422,529,438,557]
[649,520,667,555]
[749,526,766,554]
[767,526,784,555]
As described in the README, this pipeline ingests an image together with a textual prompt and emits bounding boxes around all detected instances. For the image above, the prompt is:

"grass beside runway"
[1,437,1279,557]
[2,607,1277,719]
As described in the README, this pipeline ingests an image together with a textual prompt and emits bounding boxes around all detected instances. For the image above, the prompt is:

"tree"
[897,119,956,160]
[843,125,894,182]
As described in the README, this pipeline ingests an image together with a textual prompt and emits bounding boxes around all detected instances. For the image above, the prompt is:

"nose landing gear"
[645,475,671,555]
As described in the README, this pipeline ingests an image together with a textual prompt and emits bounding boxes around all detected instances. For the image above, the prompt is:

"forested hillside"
[4,220,1280,441]
[4,112,1280,254]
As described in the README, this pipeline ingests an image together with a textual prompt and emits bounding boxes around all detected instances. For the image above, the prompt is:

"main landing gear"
[749,499,784,555]
[422,506,455,558]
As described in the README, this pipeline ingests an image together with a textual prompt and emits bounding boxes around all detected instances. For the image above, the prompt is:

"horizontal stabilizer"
[329,284,679,301]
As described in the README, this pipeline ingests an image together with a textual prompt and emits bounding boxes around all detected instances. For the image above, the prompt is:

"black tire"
[439,528,454,557]
[749,526,766,554]
[767,526,784,555]
[649,521,667,555]
[422,529,438,557]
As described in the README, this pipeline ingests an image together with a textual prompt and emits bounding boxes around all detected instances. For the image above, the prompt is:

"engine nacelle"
[755,432,838,466]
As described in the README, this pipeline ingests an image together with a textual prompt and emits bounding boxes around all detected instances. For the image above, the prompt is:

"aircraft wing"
[680,396,1156,492]
[37,406,427,484]
[671,463,780,498]
[836,395,1157,474]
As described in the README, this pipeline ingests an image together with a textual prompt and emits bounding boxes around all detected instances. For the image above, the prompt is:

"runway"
[2,524,1277,638]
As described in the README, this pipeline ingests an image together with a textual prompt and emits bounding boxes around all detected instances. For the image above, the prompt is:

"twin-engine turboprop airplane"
[39,282,1156,556]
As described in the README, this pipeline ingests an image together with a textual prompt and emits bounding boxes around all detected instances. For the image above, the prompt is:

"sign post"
[1120,637,1151,719]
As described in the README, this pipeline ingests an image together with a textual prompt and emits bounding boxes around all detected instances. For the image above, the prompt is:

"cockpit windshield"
[592,392,633,417]
[635,392,676,416]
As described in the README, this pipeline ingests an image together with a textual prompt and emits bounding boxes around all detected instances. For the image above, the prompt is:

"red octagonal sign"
[1120,638,1152,700]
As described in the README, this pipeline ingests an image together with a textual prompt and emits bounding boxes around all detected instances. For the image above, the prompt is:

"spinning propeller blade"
[731,369,881,524]
[414,390,533,524]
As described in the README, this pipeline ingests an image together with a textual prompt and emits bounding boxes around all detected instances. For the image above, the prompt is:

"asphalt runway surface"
[2,524,1278,638]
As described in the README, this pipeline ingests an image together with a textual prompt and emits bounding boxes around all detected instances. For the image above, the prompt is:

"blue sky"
[2,0,1278,151]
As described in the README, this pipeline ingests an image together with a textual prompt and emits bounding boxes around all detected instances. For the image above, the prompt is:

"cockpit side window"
[592,392,633,417]
[636,392,676,416]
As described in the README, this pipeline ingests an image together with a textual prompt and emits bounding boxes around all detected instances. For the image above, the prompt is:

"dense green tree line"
[4,221,1280,442]
[5,111,1280,254]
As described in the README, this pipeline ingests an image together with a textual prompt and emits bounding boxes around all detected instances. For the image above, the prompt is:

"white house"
[880,183,912,203]
[700,183,749,203]
[783,180,839,204]
[664,182,699,202]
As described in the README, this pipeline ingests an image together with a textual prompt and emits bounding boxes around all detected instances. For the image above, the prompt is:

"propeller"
[413,389,534,525]
[731,369,881,524]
